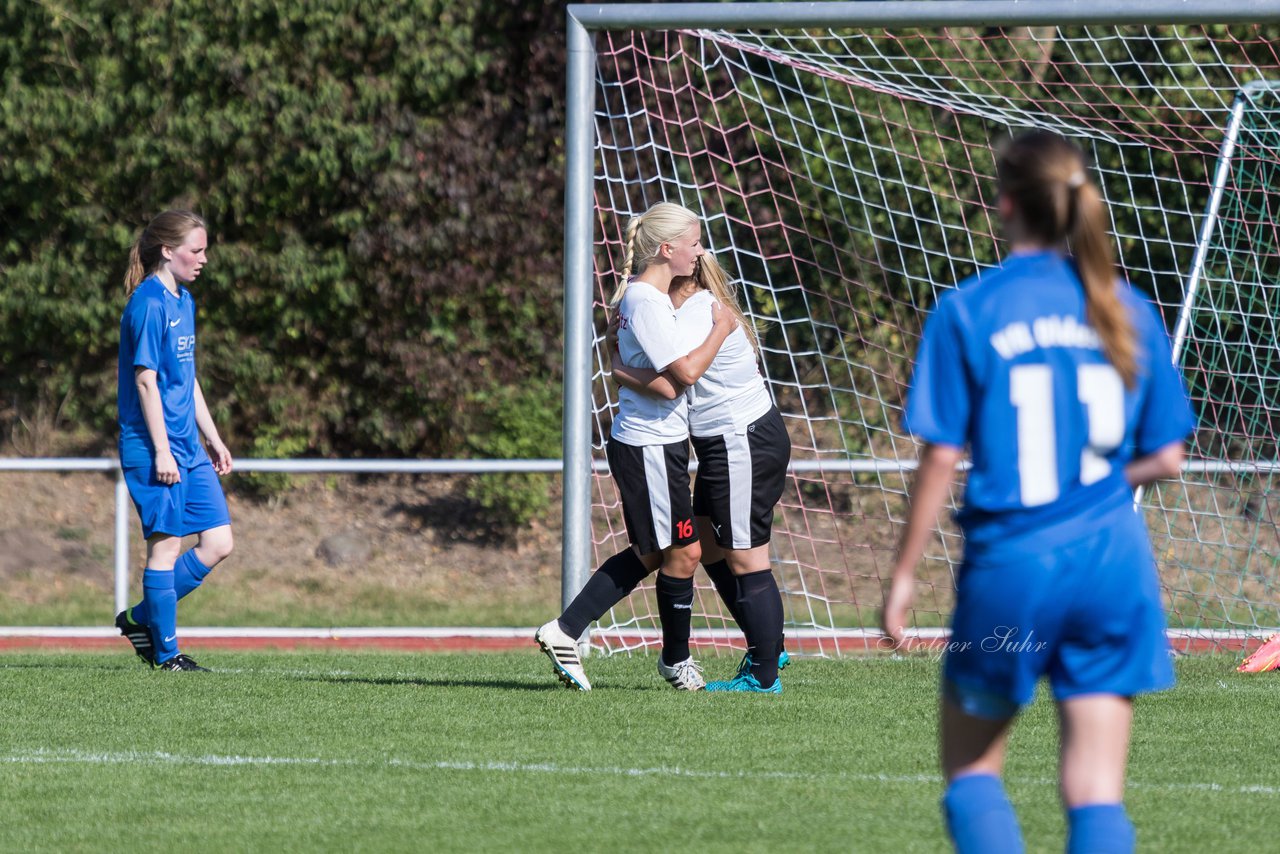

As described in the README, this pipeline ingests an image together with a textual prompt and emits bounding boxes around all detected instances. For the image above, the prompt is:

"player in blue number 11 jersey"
[881,130,1196,853]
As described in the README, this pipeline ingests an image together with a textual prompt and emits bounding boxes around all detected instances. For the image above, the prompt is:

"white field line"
[3,748,1277,796]
[0,627,1267,642]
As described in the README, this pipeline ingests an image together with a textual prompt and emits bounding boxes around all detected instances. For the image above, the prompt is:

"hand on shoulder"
[711,301,738,333]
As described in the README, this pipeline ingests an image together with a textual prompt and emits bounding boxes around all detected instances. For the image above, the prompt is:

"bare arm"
[604,312,683,400]
[135,367,179,485]
[664,302,737,387]
[1124,440,1184,488]
[193,380,233,475]
[880,443,964,648]
[611,361,682,400]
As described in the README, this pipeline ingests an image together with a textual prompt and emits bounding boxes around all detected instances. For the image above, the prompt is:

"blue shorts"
[943,504,1174,720]
[124,458,232,540]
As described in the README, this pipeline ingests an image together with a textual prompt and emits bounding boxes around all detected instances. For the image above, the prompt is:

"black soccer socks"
[736,568,784,686]
[656,571,695,666]
[558,548,650,639]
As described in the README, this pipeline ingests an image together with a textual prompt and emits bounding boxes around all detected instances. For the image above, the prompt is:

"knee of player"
[204,527,235,564]
[667,542,701,577]
[147,535,182,566]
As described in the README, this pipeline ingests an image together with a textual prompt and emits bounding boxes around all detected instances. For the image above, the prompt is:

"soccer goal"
[561,1,1280,656]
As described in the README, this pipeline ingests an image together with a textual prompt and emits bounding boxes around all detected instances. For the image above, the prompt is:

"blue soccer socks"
[142,568,179,664]
[1067,804,1133,854]
[943,774,1024,854]
[173,549,212,600]
[129,549,213,625]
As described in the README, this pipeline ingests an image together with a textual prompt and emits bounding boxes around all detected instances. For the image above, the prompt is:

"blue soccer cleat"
[706,672,782,694]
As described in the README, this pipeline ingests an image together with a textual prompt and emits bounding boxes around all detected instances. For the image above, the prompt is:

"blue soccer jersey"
[117,275,208,469]
[905,251,1195,552]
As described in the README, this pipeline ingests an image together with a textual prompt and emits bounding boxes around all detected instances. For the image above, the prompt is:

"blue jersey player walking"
[115,210,235,672]
[881,131,1195,853]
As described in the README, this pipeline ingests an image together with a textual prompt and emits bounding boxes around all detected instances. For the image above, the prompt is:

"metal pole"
[567,0,1280,30]
[114,470,130,617]
[1141,88,1250,508]
[561,10,598,612]
[1170,91,1249,363]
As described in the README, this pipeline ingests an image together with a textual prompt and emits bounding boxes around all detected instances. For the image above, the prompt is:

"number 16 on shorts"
[674,518,695,544]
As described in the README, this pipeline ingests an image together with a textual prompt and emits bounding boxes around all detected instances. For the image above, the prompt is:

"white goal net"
[572,11,1280,655]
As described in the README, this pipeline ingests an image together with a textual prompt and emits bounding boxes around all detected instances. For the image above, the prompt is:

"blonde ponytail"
[1071,180,1138,388]
[696,253,759,354]
[610,215,643,309]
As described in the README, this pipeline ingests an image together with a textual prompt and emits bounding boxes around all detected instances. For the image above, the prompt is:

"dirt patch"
[0,525,108,580]
[0,468,563,625]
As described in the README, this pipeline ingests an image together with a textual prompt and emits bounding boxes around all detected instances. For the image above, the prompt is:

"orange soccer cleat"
[1237,633,1280,673]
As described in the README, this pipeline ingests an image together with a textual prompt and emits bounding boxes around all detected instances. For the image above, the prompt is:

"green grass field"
[1,651,1272,852]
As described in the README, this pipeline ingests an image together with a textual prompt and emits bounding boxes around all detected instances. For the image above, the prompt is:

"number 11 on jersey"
[1010,363,1125,507]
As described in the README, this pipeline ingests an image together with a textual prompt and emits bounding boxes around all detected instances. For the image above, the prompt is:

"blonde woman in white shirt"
[612,253,791,693]
[536,202,736,691]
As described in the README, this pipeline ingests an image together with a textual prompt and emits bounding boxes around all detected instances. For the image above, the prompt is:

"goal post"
[562,1,1280,654]
[1159,79,1280,631]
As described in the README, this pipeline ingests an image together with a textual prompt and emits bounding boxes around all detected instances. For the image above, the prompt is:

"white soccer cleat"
[535,619,591,691]
[657,656,706,691]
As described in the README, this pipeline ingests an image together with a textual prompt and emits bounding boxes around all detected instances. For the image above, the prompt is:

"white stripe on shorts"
[726,431,753,549]
[642,445,673,550]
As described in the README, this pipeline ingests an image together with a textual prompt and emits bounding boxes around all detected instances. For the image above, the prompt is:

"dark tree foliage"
[0,0,567,482]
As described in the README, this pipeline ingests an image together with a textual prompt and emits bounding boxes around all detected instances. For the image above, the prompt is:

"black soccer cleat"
[155,654,209,672]
[115,610,155,666]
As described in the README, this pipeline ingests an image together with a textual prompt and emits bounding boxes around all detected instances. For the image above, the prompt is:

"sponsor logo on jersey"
[176,334,196,363]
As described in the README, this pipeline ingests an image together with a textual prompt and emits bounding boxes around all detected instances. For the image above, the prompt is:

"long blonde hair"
[996,130,1138,387]
[609,201,699,309]
[124,209,208,294]
[675,253,760,354]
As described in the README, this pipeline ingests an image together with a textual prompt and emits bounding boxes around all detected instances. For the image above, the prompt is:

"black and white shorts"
[692,406,791,550]
[606,436,698,555]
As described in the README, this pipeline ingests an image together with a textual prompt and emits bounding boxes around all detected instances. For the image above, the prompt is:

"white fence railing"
[2,456,1268,619]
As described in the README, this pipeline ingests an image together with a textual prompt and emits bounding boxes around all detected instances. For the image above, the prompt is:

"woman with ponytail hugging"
[611,253,791,694]
[536,202,737,691]
[115,210,234,672]
[881,130,1195,852]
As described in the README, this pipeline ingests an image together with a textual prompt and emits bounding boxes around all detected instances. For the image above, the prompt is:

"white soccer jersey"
[611,280,690,445]
[675,289,772,436]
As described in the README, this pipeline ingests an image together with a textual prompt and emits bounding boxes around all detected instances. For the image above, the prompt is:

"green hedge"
[0,0,566,477]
